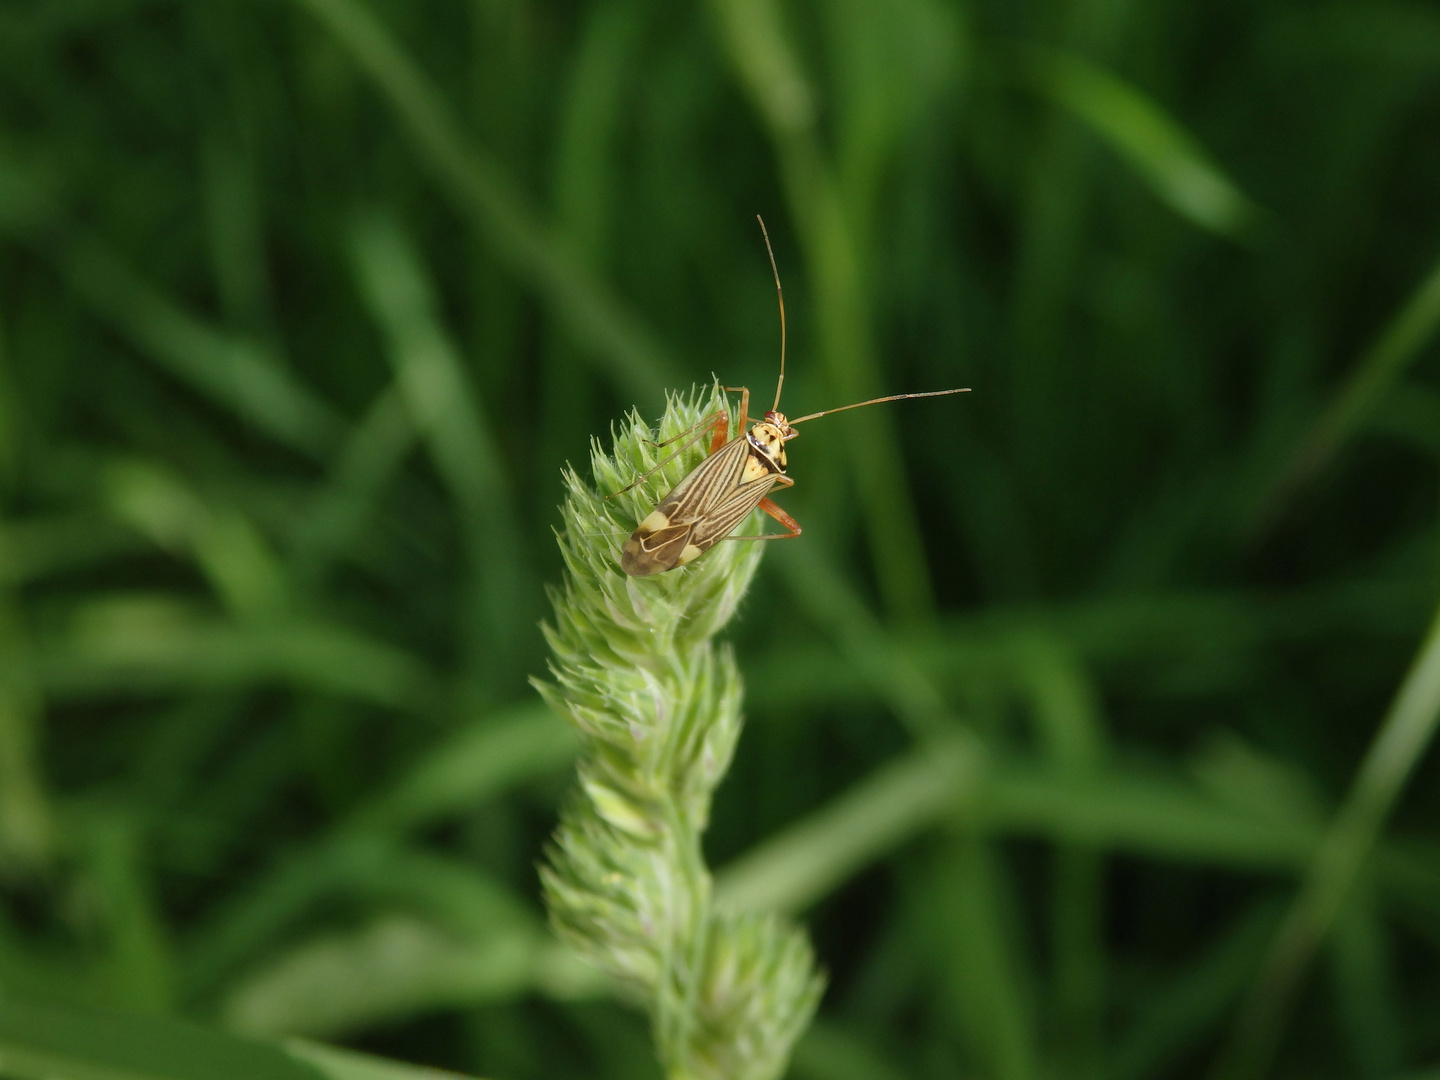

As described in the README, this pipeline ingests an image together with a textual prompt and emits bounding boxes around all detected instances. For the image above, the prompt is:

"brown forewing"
[621,436,779,575]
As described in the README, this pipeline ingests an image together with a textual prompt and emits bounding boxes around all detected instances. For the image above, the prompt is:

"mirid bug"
[618,218,969,577]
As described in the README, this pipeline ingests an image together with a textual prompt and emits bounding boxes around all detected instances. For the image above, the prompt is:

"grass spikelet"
[535,383,824,1080]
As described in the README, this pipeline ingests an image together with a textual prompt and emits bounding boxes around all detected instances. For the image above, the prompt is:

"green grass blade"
[198,133,274,335]
[348,213,528,675]
[79,815,176,1015]
[1371,383,1440,459]
[1112,899,1284,1080]
[0,1001,490,1080]
[63,228,342,458]
[772,544,953,737]
[0,307,14,487]
[927,837,1039,1080]
[755,570,1435,716]
[179,845,367,1003]
[791,1020,911,1080]
[1214,593,1440,1079]
[1013,637,1107,1078]
[1327,892,1403,1078]
[220,914,544,1039]
[1022,47,1266,241]
[550,0,645,257]
[705,0,816,135]
[286,1041,488,1080]
[719,739,1326,920]
[1249,248,1440,530]
[0,595,52,870]
[533,0,647,500]
[0,161,341,459]
[708,0,944,623]
[36,597,438,712]
[180,709,575,1000]
[346,217,514,541]
[715,735,981,914]
[345,703,577,835]
[289,384,416,585]
[979,764,1318,867]
[0,998,326,1080]
[289,0,676,401]
[1015,633,1106,768]
[0,515,140,588]
[103,460,289,621]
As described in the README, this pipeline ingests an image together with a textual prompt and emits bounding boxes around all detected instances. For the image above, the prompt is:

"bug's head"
[763,410,799,441]
[748,411,798,470]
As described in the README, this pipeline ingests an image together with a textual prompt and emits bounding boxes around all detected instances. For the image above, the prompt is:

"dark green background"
[2,0,1440,1078]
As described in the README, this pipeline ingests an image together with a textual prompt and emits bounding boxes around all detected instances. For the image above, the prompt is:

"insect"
[618,218,969,577]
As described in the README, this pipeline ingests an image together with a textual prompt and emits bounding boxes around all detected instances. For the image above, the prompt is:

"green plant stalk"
[536,385,824,1080]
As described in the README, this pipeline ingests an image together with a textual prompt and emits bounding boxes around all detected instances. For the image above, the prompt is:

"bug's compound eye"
[764,410,796,438]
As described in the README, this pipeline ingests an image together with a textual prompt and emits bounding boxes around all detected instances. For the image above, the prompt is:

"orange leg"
[649,409,726,449]
[610,388,750,498]
[648,384,751,452]
[707,409,731,453]
[756,496,802,537]
[652,386,750,452]
[721,385,751,439]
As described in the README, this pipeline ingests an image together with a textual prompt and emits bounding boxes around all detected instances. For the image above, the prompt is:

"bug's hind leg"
[647,409,726,449]
[724,480,803,542]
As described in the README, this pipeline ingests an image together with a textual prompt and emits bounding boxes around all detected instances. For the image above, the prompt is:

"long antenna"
[788,387,971,426]
[757,215,786,412]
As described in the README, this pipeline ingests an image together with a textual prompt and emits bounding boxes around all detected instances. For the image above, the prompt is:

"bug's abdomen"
[620,509,700,577]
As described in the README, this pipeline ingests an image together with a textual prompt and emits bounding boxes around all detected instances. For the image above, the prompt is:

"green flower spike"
[536,383,825,1080]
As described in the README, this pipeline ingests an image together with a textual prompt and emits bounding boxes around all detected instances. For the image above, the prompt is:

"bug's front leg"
[645,385,748,463]
[655,385,749,454]
[720,385,751,447]
[611,402,736,498]
[649,385,750,453]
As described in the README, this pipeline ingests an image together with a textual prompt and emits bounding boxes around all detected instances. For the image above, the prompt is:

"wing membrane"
[623,435,780,572]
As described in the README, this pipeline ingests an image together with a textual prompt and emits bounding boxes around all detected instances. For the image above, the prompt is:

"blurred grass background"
[2,0,1440,1077]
